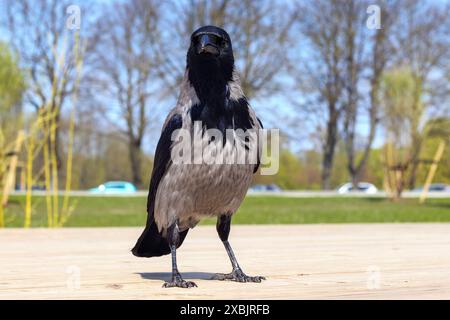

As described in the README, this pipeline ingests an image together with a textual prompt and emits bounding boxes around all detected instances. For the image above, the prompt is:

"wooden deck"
[1,224,450,299]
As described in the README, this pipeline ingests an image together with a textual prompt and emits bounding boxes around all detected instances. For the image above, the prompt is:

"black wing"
[132,113,187,257]
[146,114,182,215]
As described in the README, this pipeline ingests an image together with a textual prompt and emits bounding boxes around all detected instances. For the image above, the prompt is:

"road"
[10,190,450,198]
[1,224,450,299]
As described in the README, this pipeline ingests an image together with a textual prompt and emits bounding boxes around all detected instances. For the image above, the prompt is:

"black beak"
[197,34,220,56]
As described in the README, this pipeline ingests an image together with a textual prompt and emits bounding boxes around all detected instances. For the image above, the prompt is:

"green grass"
[3,195,450,227]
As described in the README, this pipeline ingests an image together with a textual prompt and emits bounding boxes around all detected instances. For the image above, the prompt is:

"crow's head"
[187,26,234,84]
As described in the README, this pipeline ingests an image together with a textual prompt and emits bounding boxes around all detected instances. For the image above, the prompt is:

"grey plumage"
[154,70,261,235]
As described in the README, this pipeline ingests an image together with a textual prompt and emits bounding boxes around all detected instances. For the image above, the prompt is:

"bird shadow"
[136,272,216,282]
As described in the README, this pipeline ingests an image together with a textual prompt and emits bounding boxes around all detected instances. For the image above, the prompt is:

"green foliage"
[270,149,304,189]
[0,42,26,163]
[329,142,350,188]
[416,136,450,186]
[0,42,25,114]
[0,42,26,201]
[415,117,450,186]
[253,147,322,190]
[425,117,450,142]
[363,148,385,188]
[381,67,423,146]
[252,144,388,191]
[68,136,153,190]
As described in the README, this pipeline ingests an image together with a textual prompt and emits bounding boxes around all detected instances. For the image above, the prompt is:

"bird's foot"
[162,273,197,288]
[212,268,266,283]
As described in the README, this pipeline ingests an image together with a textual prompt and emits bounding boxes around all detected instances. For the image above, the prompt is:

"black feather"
[190,97,254,134]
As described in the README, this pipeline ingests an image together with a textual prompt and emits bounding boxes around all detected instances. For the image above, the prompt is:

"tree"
[3,0,86,171]
[341,0,398,188]
[0,42,26,129]
[90,0,162,187]
[416,118,450,187]
[292,0,347,189]
[381,67,423,198]
[0,42,26,184]
[390,0,450,189]
[0,42,26,228]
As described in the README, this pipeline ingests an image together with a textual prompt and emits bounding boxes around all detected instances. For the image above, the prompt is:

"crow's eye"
[220,39,227,48]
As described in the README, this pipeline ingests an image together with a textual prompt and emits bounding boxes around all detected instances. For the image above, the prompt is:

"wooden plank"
[1,224,450,299]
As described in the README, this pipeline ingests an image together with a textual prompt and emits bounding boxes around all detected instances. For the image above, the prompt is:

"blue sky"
[0,0,447,156]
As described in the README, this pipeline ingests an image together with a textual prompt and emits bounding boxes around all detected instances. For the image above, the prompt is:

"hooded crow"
[132,25,265,288]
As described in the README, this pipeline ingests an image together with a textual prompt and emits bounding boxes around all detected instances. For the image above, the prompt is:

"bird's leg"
[212,215,266,283]
[162,222,197,288]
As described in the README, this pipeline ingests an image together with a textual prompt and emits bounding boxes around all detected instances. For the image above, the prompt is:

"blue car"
[249,184,282,192]
[89,181,137,194]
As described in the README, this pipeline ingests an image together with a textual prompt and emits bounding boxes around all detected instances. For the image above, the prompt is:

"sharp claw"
[212,270,266,283]
[162,279,198,288]
[252,276,265,282]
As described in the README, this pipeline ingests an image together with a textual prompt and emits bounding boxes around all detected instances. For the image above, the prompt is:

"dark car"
[414,183,450,192]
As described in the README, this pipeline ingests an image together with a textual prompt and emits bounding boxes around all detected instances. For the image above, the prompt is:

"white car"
[337,182,378,194]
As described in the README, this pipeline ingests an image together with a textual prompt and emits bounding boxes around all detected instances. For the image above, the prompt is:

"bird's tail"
[132,218,189,258]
